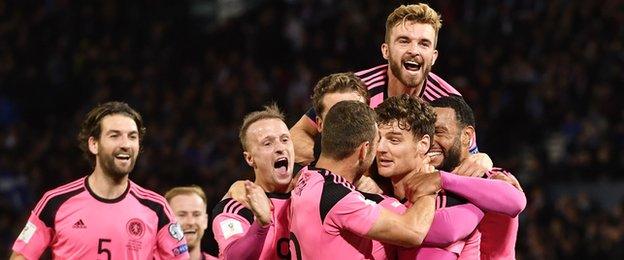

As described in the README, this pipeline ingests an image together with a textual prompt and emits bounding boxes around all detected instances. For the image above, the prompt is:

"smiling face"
[429,107,465,171]
[168,193,207,250]
[376,119,430,181]
[244,118,295,192]
[89,114,140,178]
[382,21,438,90]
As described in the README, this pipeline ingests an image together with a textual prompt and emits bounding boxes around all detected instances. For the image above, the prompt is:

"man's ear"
[462,126,475,148]
[88,136,98,155]
[416,134,431,155]
[316,116,324,133]
[244,151,254,167]
[381,43,389,60]
[357,141,370,162]
[431,49,438,66]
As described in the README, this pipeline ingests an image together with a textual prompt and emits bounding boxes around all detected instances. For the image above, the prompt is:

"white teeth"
[427,152,441,157]
[116,154,130,159]
[405,61,420,66]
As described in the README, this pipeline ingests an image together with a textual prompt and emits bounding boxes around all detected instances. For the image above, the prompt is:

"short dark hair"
[78,101,146,165]
[321,101,377,160]
[239,103,285,151]
[311,72,369,118]
[375,94,436,140]
[429,95,475,128]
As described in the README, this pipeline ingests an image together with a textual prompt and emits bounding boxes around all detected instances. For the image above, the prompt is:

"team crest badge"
[126,218,146,239]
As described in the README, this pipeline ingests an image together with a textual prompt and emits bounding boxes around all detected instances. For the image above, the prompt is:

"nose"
[406,42,421,56]
[377,138,388,153]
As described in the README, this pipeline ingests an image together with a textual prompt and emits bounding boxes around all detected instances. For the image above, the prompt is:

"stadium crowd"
[0,0,622,258]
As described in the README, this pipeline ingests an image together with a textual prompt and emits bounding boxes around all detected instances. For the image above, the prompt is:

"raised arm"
[290,115,319,165]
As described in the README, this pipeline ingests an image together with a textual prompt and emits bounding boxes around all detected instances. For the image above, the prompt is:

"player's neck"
[188,244,201,260]
[390,174,409,201]
[386,70,423,98]
[316,155,358,183]
[88,169,129,200]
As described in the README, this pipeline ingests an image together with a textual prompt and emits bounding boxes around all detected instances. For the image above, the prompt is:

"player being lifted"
[211,104,294,259]
[291,3,491,175]
[11,101,188,259]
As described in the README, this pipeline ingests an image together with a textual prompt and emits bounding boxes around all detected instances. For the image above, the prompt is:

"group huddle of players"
[11,3,526,260]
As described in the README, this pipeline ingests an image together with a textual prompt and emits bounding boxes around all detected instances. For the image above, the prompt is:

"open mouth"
[403,60,422,71]
[274,158,288,170]
[183,229,197,235]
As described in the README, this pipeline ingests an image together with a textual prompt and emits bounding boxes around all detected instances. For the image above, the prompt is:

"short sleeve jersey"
[289,166,385,260]
[212,192,291,259]
[12,176,189,259]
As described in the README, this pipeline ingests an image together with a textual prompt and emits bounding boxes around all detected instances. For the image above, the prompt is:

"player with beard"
[429,95,524,260]
[11,102,188,259]
[165,186,217,260]
[374,95,526,259]
[290,101,440,259]
[211,104,295,259]
[291,3,491,176]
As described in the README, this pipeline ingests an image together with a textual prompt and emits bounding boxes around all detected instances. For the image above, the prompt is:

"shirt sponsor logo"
[169,223,184,241]
[126,218,145,239]
[17,221,37,243]
[72,219,87,229]
[219,219,244,239]
[172,244,188,256]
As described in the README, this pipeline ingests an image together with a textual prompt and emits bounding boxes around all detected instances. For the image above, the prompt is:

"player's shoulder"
[129,181,169,205]
[34,177,87,227]
[211,198,254,225]
[426,72,462,96]
[355,64,388,88]
[317,168,359,222]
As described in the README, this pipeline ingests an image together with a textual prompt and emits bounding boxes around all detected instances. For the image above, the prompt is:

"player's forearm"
[290,125,316,165]
[402,194,436,246]
[440,172,526,217]
[423,203,484,246]
[222,220,269,259]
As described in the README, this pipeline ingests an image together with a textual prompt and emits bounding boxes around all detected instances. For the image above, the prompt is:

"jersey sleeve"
[12,212,53,260]
[423,203,484,246]
[440,171,526,217]
[154,203,190,259]
[325,190,382,236]
[211,199,255,256]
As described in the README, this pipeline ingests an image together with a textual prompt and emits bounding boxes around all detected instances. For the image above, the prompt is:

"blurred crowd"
[0,0,622,258]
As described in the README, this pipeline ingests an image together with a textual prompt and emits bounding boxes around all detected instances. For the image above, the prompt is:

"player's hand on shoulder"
[453,152,493,177]
[490,172,523,192]
[355,176,383,194]
[225,180,250,208]
[244,181,272,226]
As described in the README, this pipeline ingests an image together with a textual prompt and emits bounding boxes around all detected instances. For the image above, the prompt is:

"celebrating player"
[429,95,524,259]
[211,104,294,259]
[11,101,188,259]
[290,100,439,259]
[291,3,490,174]
[165,185,217,260]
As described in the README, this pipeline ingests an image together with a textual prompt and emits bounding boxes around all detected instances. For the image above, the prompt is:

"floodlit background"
[1,0,622,258]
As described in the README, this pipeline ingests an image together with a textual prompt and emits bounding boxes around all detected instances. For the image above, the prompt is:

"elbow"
[507,192,527,217]
[403,227,427,247]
